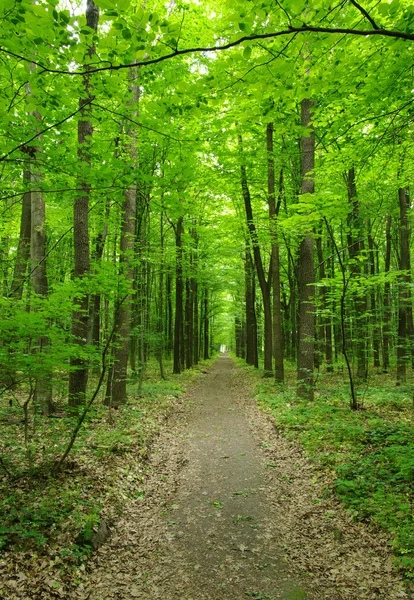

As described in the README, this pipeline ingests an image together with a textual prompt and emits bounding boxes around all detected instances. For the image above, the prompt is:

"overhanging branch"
[1,23,413,77]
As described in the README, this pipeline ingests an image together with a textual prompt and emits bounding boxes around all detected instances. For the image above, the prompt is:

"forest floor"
[83,355,409,600]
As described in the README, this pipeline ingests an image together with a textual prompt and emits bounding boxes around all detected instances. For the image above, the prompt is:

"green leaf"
[243,46,252,60]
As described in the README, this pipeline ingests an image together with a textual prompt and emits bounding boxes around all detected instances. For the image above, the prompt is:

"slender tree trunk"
[382,216,392,371]
[192,226,199,366]
[235,315,242,357]
[158,214,166,379]
[2,172,32,389]
[31,164,53,415]
[367,221,381,368]
[245,248,258,367]
[11,171,31,299]
[166,269,173,356]
[316,228,333,371]
[203,288,209,360]
[105,65,138,406]
[173,217,184,374]
[267,123,284,382]
[239,135,273,375]
[185,275,193,369]
[347,167,367,382]
[69,0,99,406]
[297,99,315,400]
[397,187,411,385]
[90,212,109,348]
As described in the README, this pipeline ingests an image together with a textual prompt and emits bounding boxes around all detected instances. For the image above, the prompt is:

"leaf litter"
[0,356,411,599]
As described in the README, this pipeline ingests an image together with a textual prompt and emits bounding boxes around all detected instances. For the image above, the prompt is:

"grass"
[236,358,414,579]
[0,357,215,559]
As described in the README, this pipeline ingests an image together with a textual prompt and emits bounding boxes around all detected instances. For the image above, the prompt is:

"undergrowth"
[0,357,214,559]
[240,359,414,579]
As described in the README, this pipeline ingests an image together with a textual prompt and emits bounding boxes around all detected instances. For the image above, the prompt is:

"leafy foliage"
[253,365,414,577]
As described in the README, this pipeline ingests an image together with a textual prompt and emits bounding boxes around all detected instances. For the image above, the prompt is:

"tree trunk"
[367,221,381,368]
[105,189,136,405]
[297,99,315,400]
[69,0,99,406]
[203,288,209,360]
[166,269,173,356]
[105,64,138,405]
[239,135,273,376]
[185,275,193,369]
[347,167,367,382]
[2,171,32,390]
[31,165,53,416]
[267,123,284,383]
[10,171,31,299]
[173,217,184,374]
[245,248,258,367]
[158,213,166,379]
[397,187,411,385]
[382,215,392,371]
[192,226,199,366]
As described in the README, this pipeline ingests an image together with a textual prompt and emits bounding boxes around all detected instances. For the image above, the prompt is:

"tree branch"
[1,23,412,77]
[0,99,93,163]
[349,0,380,30]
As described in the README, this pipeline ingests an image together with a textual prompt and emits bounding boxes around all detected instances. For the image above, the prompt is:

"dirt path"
[86,357,408,600]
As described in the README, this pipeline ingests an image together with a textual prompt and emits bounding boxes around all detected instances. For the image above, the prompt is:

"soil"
[85,356,409,600]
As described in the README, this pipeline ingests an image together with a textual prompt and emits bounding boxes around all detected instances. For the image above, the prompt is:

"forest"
[0,0,413,598]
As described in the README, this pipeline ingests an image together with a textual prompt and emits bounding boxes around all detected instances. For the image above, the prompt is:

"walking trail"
[86,356,408,600]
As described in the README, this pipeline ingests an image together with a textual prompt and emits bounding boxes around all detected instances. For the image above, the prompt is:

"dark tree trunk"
[347,167,367,382]
[173,217,184,374]
[316,228,333,371]
[166,270,173,356]
[10,171,31,299]
[31,167,53,415]
[203,289,209,360]
[245,248,258,367]
[267,123,284,383]
[397,187,411,385]
[69,0,99,406]
[382,216,392,371]
[192,226,199,366]
[2,172,32,389]
[185,275,193,369]
[91,201,110,347]
[235,316,242,357]
[105,188,136,405]
[158,213,166,379]
[297,99,315,400]
[367,221,381,368]
[239,135,273,376]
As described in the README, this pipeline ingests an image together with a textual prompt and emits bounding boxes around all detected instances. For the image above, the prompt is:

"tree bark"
[397,187,411,385]
[347,167,367,381]
[267,123,284,383]
[382,215,392,371]
[10,171,31,299]
[239,135,273,376]
[105,62,138,405]
[367,221,381,368]
[158,213,166,379]
[297,99,315,400]
[69,0,99,406]
[185,274,193,369]
[173,217,184,374]
[31,164,53,415]
[245,248,258,367]
[203,288,209,360]
[192,226,199,366]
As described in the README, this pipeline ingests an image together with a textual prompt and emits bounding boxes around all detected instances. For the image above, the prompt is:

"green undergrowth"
[0,357,215,559]
[237,359,414,578]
